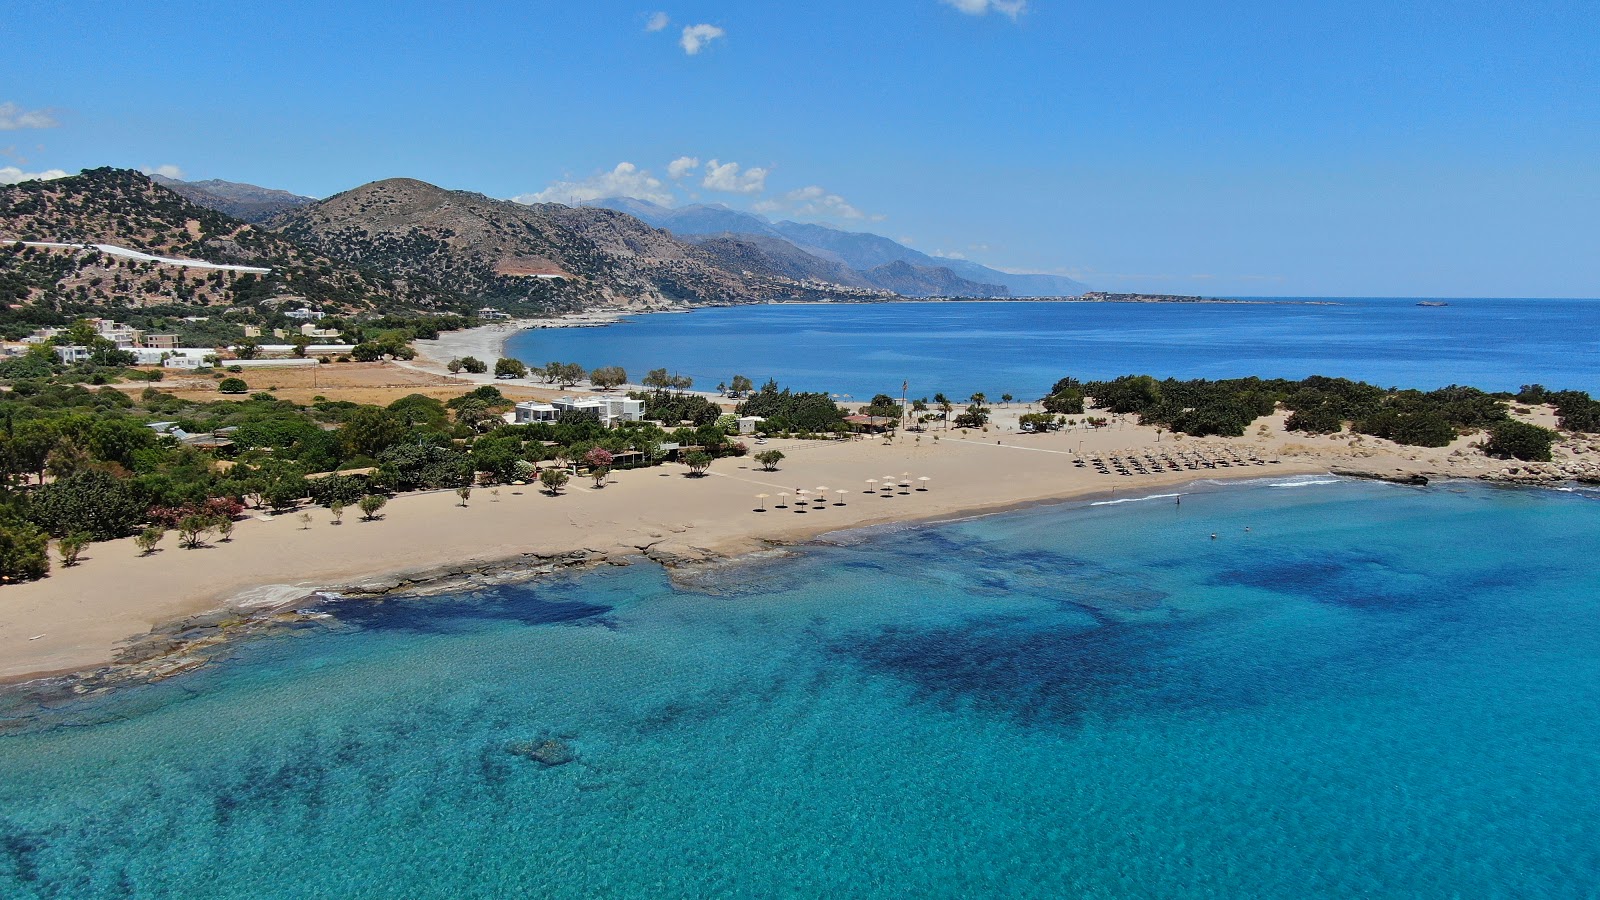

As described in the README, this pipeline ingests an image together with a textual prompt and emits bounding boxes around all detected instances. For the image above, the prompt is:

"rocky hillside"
[151,175,314,224]
[0,168,452,315]
[273,179,881,310]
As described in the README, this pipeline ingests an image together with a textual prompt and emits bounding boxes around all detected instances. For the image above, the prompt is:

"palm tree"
[970,392,987,407]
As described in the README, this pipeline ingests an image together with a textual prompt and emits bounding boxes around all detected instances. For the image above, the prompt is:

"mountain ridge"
[592,197,1088,297]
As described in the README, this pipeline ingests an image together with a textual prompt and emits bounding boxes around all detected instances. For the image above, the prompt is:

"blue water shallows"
[2,479,1599,898]
[504,298,1600,400]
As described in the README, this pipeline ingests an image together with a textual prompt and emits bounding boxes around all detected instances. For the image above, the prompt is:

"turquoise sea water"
[3,478,1599,898]
[504,298,1600,399]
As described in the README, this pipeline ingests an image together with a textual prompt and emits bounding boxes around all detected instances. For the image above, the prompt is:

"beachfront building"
[478,307,511,320]
[737,415,765,435]
[514,402,560,424]
[515,396,644,428]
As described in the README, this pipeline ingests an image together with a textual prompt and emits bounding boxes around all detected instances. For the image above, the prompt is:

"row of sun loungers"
[1074,447,1279,476]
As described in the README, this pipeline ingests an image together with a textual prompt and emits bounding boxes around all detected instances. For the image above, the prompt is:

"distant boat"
[1416,300,1449,307]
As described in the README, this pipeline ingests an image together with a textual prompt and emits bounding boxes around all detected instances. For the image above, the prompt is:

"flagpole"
[901,378,909,431]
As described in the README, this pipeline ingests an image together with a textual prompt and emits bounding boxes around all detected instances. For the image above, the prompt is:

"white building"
[284,309,325,321]
[54,345,93,364]
[513,402,560,424]
[736,415,765,435]
[515,396,644,427]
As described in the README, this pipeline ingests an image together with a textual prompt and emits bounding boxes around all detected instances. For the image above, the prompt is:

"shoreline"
[2,453,1592,701]
[0,463,1328,698]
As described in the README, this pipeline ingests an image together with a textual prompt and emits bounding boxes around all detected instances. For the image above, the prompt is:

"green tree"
[218,377,248,394]
[340,407,407,457]
[729,374,753,397]
[590,365,628,390]
[754,449,785,471]
[684,451,712,476]
[539,467,569,494]
[494,357,528,379]
[234,340,260,360]
[459,356,488,374]
[30,470,147,540]
[447,358,464,374]
[177,514,212,549]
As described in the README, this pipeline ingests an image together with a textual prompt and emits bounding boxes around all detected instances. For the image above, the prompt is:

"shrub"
[358,494,388,521]
[1482,420,1558,462]
[30,470,147,540]
[218,377,248,394]
[684,451,712,476]
[539,468,569,494]
[57,532,90,567]
[754,449,785,471]
[135,526,165,555]
[0,521,51,580]
[177,514,212,548]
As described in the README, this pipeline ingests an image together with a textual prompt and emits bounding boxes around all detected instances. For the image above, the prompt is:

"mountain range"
[1,168,1088,324]
[150,175,314,224]
[594,197,1088,297]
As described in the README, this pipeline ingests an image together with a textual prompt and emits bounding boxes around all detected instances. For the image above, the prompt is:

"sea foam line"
[1090,492,1182,506]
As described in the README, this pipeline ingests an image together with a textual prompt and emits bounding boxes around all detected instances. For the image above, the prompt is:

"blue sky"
[2,0,1596,297]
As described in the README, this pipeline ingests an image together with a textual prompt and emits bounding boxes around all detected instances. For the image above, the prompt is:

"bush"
[1482,420,1558,462]
[30,470,147,540]
[358,494,388,520]
[539,468,569,494]
[135,526,165,555]
[458,356,488,374]
[684,451,712,475]
[754,449,785,471]
[218,377,248,394]
[0,521,50,580]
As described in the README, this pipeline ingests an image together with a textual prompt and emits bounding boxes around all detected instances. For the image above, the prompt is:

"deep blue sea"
[505,298,1600,400]
[3,478,1599,898]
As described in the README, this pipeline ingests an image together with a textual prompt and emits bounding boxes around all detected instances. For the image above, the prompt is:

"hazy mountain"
[859,260,1008,298]
[684,233,877,289]
[151,175,314,224]
[0,168,442,313]
[593,198,788,241]
[598,197,1088,297]
[276,179,882,311]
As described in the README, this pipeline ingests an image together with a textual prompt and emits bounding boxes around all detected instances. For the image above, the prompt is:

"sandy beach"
[4,393,1537,686]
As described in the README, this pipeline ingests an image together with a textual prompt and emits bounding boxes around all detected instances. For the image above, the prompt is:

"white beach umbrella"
[756,493,769,511]
[917,476,931,491]
[835,489,848,505]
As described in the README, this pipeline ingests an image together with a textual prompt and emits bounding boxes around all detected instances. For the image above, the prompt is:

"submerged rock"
[508,738,576,767]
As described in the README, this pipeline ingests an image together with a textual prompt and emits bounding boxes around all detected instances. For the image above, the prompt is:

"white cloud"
[0,102,58,130]
[515,161,674,205]
[141,164,185,180]
[0,166,68,184]
[666,156,700,179]
[680,23,726,55]
[645,11,670,32]
[785,185,868,220]
[941,0,1027,19]
[702,159,767,194]
[932,250,966,260]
